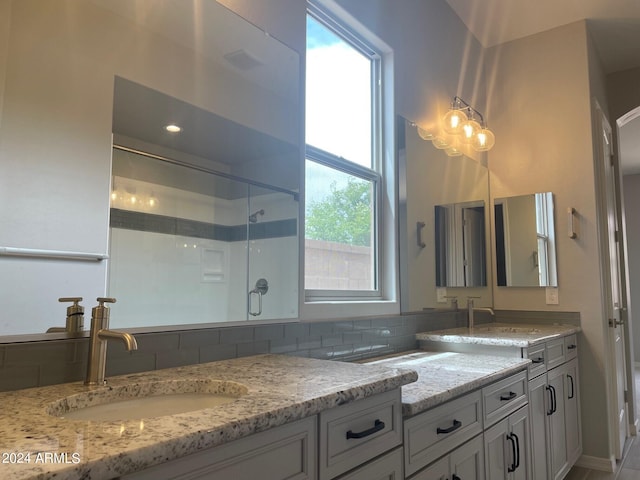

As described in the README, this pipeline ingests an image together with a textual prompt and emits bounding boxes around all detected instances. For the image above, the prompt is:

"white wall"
[486,21,611,460]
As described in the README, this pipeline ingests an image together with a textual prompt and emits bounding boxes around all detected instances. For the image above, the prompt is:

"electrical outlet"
[546,287,559,305]
[436,287,447,303]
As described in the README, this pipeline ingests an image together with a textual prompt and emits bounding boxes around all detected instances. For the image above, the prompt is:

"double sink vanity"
[1,322,580,480]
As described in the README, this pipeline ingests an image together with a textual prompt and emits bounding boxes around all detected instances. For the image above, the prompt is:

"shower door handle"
[248,278,268,317]
[248,289,263,316]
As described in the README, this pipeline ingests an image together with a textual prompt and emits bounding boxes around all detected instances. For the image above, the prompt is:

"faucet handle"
[59,297,83,304]
[96,297,116,305]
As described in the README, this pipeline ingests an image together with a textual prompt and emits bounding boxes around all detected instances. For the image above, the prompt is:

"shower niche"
[108,147,299,328]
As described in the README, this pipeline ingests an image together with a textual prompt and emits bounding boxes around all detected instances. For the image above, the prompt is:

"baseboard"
[575,454,616,472]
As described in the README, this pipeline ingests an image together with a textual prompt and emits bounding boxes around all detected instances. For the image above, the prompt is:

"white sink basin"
[48,379,248,421]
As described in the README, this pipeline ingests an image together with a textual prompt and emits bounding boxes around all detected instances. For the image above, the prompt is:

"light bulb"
[472,128,496,151]
[460,118,481,144]
[417,126,435,140]
[432,133,450,149]
[445,137,463,157]
[443,109,468,135]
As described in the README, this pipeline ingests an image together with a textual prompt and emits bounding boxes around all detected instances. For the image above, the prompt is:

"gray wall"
[623,174,640,360]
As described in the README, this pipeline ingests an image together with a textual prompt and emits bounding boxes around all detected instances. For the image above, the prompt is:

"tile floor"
[565,367,640,479]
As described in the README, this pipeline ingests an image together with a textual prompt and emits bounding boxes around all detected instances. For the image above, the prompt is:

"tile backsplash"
[0,309,579,392]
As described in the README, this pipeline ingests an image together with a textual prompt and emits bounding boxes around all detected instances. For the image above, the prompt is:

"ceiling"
[446,0,640,174]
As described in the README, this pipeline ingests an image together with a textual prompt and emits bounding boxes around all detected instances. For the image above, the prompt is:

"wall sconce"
[420,96,495,155]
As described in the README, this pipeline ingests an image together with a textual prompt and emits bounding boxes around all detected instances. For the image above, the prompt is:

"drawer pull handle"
[437,419,462,434]
[567,344,577,350]
[500,391,517,401]
[346,419,385,439]
[532,357,544,364]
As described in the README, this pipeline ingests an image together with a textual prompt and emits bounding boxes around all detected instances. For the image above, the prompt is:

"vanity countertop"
[416,322,581,348]
[364,350,531,416]
[0,354,417,480]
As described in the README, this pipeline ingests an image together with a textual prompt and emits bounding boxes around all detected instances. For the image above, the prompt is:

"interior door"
[598,104,628,459]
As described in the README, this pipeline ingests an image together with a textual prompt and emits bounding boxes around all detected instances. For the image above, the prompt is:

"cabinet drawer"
[546,337,566,370]
[482,371,527,427]
[525,343,547,379]
[403,390,482,477]
[123,415,317,480]
[319,388,402,480]
[564,334,578,361]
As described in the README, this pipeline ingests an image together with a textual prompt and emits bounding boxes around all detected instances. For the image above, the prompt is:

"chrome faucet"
[467,296,495,329]
[85,297,137,386]
[47,297,85,333]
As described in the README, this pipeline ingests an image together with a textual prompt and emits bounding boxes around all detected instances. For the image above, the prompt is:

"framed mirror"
[494,192,558,287]
[0,0,301,336]
[398,116,492,311]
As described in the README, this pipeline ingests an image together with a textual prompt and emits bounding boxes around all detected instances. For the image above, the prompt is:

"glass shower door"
[246,184,299,320]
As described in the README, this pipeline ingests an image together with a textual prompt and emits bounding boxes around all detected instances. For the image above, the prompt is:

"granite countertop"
[416,322,581,348]
[364,350,531,416]
[0,354,417,480]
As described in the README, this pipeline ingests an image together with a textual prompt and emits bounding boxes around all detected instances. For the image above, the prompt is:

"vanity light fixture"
[417,96,495,155]
[164,124,182,133]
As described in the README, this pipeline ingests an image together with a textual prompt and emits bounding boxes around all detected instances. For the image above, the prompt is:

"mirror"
[0,0,301,336]
[398,116,492,312]
[494,192,558,287]
[435,201,487,287]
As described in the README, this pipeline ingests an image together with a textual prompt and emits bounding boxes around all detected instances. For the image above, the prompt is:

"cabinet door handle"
[500,391,517,401]
[346,419,385,439]
[567,344,577,350]
[532,357,544,364]
[567,374,575,399]
[506,432,521,472]
[546,385,557,415]
[437,419,462,434]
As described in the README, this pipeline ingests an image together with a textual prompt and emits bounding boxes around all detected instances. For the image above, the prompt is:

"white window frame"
[302,0,397,317]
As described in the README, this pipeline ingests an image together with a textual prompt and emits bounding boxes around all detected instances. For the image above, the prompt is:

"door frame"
[593,99,634,462]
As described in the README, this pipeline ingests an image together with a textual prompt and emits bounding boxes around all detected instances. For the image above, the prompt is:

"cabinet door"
[484,407,530,480]
[563,359,582,466]
[337,447,403,480]
[411,455,448,480]
[528,375,549,480]
[412,435,484,480]
[508,403,531,480]
[451,434,485,480]
[484,417,509,480]
[547,366,568,480]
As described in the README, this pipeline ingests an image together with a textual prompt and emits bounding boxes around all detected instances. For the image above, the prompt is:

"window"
[305,4,383,300]
[535,192,557,286]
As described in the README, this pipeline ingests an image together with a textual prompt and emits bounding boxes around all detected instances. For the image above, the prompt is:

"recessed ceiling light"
[165,124,182,133]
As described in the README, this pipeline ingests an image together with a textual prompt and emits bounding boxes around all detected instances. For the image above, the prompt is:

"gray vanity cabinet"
[527,336,581,480]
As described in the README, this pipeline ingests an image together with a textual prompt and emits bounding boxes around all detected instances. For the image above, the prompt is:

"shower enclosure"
[107,147,299,328]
